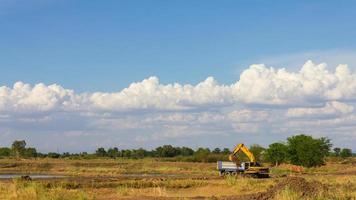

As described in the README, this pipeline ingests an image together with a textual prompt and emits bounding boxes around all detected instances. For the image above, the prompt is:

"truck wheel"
[231,172,238,176]
[258,174,269,178]
[220,171,226,176]
[253,174,259,178]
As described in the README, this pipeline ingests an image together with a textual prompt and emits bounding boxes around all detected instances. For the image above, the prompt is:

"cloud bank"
[2,60,356,112]
[1,60,356,151]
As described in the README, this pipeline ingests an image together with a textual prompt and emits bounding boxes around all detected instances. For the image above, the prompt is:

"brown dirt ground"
[102,176,327,200]
[216,176,325,200]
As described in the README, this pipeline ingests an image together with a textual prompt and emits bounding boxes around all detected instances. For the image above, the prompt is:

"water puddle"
[0,174,65,179]
[118,173,181,177]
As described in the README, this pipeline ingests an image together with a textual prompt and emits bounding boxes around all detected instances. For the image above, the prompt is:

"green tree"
[179,147,194,156]
[194,148,211,162]
[249,144,266,162]
[47,152,60,158]
[0,147,11,157]
[287,134,332,167]
[155,145,179,157]
[340,148,352,158]
[222,148,231,154]
[11,140,26,158]
[333,147,341,157]
[95,147,107,157]
[107,147,119,158]
[131,148,147,159]
[23,147,37,158]
[121,149,132,157]
[265,143,288,166]
[62,152,71,158]
[212,148,221,154]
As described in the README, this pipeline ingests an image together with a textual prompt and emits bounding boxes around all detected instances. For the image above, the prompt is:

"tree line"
[0,134,353,167]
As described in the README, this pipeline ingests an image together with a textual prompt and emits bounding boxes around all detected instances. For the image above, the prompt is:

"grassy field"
[0,158,355,199]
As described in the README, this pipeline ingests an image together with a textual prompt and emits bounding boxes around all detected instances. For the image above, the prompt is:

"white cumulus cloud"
[2,60,356,113]
[1,60,356,151]
[287,101,354,118]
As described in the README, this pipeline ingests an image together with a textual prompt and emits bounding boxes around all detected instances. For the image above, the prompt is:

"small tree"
[95,147,107,157]
[0,147,11,157]
[107,147,119,158]
[131,148,147,159]
[62,152,71,158]
[287,134,331,167]
[11,140,26,158]
[23,147,37,158]
[265,143,288,166]
[249,144,266,162]
[121,149,132,157]
[47,152,60,158]
[333,147,341,157]
[340,148,352,158]
[194,148,210,162]
[212,148,221,154]
[222,148,231,154]
[155,145,179,157]
[180,147,194,156]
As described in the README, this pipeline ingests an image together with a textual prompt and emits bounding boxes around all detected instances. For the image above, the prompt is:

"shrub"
[340,148,352,158]
[287,134,331,167]
[265,143,288,166]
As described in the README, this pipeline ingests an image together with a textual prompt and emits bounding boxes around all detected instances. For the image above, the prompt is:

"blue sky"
[1,1,356,152]
[1,0,356,92]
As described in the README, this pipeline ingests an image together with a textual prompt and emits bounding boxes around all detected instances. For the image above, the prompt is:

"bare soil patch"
[212,176,325,200]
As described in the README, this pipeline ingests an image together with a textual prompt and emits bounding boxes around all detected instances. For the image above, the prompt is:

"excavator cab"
[241,162,249,170]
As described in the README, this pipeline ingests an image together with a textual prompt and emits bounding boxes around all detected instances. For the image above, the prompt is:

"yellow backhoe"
[217,143,269,178]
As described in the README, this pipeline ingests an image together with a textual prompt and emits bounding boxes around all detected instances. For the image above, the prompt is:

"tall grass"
[0,179,90,200]
[224,175,274,194]
[274,187,301,200]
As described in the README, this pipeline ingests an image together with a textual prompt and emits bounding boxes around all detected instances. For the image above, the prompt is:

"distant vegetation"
[265,135,332,167]
[0,134,353,167]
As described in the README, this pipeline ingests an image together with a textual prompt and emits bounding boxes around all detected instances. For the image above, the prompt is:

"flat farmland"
[0,158,355,200]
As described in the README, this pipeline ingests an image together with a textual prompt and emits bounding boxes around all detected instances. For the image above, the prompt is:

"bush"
[286,134,331,167]
[95,147,107,157]
[340,148,352,158]
[11,140,26,158]
[0,147,11,158]
[23,148,37,158]
[249,144,266,162]
[155,145,180,157]
[193,148,211,162]
[47,152,61,158]
[265,143,288,166]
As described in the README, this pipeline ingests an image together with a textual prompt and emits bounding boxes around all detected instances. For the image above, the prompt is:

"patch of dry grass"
[273,187,301,200]
[0,179,91,200]
[0,158,355,199]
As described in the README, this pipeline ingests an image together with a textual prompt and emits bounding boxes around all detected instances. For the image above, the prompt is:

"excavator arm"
[228,143,256,163]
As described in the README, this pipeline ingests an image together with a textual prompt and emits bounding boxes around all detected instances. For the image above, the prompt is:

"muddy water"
[0,174,65,179]
[119,173,182,177]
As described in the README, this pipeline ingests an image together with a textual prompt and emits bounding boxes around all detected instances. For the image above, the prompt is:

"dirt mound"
[280,177,319,195]
[227,176,324,200]
[276,163,305,173]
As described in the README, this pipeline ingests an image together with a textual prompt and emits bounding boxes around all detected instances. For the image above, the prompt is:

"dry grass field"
[0,158,355,200]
